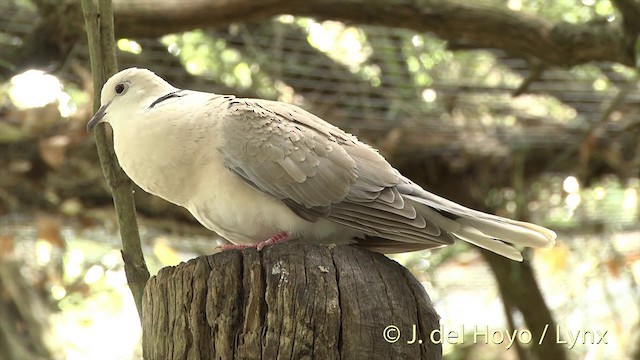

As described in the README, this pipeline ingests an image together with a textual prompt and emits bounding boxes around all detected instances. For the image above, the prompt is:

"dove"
[87,68,556,261]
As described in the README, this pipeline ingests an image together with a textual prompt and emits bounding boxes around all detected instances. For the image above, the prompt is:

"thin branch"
[512,61,545,97]
[80,0,150,321]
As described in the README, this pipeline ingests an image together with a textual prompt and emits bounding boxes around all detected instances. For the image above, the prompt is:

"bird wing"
[218,98,454,246]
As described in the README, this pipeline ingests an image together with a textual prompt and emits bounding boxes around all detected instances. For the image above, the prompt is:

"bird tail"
[407,192,557,261]
[452,216,556,261]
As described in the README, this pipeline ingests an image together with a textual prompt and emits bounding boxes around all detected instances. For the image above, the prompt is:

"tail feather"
[405,190,557,261]
[454,227,524,261]
[456,216,556,248]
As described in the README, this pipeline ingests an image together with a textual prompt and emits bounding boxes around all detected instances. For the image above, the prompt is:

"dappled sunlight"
[53,277,141,360]
[9,70,75,117]
[117,39,142,54]
[0,216,220,360]
[304,20,371,70]
[419,229,639,359]
[2,0,640,358]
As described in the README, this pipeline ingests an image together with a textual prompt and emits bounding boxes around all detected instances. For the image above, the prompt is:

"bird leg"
[256,231,290,250]
[218,231,290,251]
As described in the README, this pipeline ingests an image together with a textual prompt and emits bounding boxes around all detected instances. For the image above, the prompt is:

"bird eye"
[115,83,126,95]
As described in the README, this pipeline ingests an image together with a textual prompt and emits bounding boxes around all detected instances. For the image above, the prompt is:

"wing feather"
[217,97,554,256]
[219,99,357,219]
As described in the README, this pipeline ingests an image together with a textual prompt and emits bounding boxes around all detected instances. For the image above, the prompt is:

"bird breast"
[111,108,207,207]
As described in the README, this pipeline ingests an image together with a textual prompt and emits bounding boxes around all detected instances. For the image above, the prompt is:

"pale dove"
[87,68,556,261]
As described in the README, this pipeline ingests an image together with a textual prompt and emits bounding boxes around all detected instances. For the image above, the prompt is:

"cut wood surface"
[142,243,441,359]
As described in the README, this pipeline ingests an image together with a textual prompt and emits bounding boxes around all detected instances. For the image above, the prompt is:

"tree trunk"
[481,250,568,360]
[141,243,441,359]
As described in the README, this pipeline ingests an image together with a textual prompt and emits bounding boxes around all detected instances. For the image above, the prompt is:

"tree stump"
[142,243,441,359]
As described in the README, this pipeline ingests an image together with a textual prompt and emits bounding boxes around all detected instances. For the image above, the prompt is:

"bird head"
[86,68,176,132]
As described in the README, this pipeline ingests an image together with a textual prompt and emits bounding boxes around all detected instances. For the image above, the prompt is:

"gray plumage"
[87,68,556,261]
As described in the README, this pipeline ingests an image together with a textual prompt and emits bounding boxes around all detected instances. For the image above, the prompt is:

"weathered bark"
[142,243,442,360]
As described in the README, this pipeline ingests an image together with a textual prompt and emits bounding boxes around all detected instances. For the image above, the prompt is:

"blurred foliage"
[0,0,639,358]
[161,31,278,98]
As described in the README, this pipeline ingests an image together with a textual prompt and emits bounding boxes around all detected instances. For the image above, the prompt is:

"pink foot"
[218,231,290,251]
[256,231,290,250]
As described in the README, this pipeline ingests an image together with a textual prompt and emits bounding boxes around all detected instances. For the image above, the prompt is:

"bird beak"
[87,103,109,132]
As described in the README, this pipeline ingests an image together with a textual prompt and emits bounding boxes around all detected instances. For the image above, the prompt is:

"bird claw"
[218,231,290,251]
